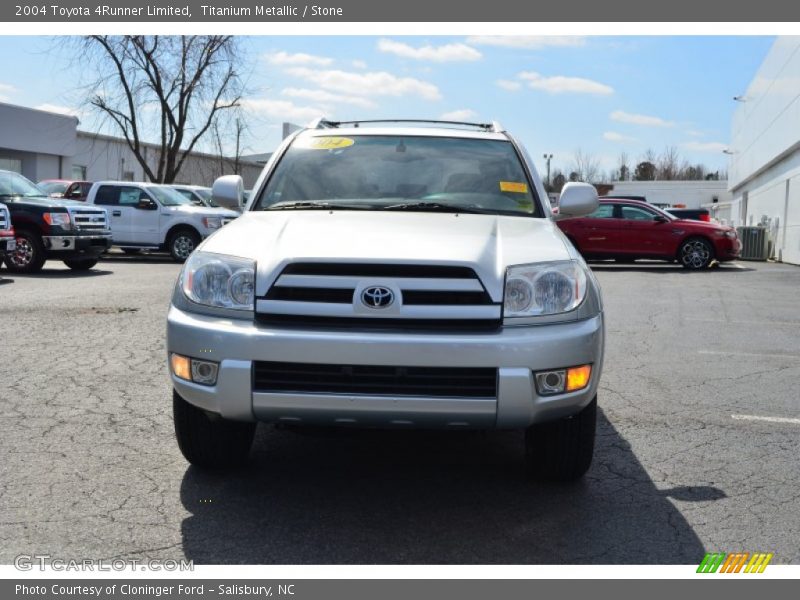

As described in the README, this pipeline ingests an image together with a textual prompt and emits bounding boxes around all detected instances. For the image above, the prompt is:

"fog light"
[566,364,592,392]
[191,359,219,386]
[170,353,191,381]
[535,369,566,395]
[535,364,592,395]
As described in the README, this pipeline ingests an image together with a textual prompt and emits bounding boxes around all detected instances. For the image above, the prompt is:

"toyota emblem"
[361,286,394,309]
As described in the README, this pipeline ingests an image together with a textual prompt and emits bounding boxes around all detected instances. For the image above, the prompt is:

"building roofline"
[0,100,80,123]
[76,129,265,167]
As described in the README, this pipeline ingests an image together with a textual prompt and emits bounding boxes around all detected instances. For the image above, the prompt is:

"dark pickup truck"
[0,170,112,273]
[0,202,15,259]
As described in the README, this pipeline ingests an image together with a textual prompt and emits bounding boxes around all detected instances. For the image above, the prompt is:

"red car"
[557,197,741,269]
[37,180,93,202]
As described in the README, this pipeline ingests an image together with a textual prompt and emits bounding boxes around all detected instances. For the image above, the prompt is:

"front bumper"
[167,306,604,429]
[0,237,15,254]
[43,234,112,258]
[716,236,742,260]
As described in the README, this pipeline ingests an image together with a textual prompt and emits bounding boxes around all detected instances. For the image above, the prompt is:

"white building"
[728,36,800,265]
[604,180,731,210]
[0,102,263,188]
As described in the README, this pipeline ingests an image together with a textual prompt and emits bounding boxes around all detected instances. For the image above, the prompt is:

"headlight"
[43,212,72,230]
[504,261,587,317]
[202,216,222,229]
[181,252,255,310]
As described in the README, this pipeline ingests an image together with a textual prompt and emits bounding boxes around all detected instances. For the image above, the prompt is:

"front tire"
[5,230,46,274]
[173,390,256,469]
[63,258,98,271]
[168,229,200,263]
[679,237,714,270]
[525,396,596,482]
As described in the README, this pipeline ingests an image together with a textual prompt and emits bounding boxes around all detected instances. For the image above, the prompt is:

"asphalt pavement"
[0,255,798,564]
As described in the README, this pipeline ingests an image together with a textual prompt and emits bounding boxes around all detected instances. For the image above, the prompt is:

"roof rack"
[306,118,505,133]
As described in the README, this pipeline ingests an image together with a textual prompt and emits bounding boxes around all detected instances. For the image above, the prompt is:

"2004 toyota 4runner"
[167,119,604,481]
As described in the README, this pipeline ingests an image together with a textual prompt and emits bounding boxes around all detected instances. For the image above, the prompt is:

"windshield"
[255,135,541,216]
[38,181,68,196]
[150,186,193,206]
[0,171,46,198]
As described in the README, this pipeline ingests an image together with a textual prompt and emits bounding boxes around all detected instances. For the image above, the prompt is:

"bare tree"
[657,146,681,181]
[77,35,244,183]
[570,149,602,183]
[211,112,248,179]
[616,152,630,181]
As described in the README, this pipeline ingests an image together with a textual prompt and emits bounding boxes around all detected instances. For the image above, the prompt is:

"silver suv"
[167,119,604,480]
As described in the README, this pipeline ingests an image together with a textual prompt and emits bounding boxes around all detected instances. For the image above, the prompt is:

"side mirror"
[556,182,598,218]
[137,198,157,210]
[212,175,244,210]
[654,215,669,223]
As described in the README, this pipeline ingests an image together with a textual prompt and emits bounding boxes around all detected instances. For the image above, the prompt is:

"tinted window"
[620,205,659,221]
[257,135,541,216]
[0,171,45,197]
[94,186,119,206]
[587,204,615,219]
[119,187,145,206]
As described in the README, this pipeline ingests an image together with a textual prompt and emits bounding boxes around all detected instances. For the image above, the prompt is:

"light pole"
[543,153,553,189]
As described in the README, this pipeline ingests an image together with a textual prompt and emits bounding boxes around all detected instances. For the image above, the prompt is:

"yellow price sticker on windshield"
[500,181,528,193]
[305,137,355,150]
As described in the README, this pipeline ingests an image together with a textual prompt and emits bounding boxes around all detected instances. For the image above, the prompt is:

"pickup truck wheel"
[169,230,199,263]
[173,390,256,469]
[524,396,596,482]
[4,230,46,274]
[679,237,713,270]
[63,258,98,271]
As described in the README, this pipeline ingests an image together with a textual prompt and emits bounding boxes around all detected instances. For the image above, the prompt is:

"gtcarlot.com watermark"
[14,554,193,572]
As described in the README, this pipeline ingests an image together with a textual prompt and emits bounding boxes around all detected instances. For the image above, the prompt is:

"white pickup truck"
[85,181,239,261]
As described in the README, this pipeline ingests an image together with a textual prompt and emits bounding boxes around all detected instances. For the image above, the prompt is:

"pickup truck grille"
[69,208,108,232]
[0,207,9,231]
[256,262,501,332]
[253,361,498,398]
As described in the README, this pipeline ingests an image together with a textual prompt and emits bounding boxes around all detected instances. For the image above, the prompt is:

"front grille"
[280,263,477,278]
[0,209,8,231]
[255,314,501,332]
[257,262,502,331]
[253,361,498,398]
[70,209,108,232]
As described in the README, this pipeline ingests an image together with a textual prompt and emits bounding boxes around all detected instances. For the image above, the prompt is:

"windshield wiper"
[382,202,488,214]
[265,201,374,211]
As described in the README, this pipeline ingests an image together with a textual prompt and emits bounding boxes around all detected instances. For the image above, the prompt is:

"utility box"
[736,226,770,260]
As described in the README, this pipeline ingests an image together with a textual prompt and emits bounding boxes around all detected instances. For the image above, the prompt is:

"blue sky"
[0,35,774,178]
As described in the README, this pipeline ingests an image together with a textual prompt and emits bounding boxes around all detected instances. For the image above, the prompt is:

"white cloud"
[0,82,17,102]
[377,38,481,62]
[263,51,334,67]
[281,87,377,109]
[496,79,522,92]
[240,98,326,124]
[352,60,368,69]
[685,129,704,137]
[34,103,81,117]
[682,141,728,153]
[440,109,477,121]
[519,71,613,95]
[285,67,442,101]
[610,110,674,127]
[603,131,636,142]
[467,36,586,49]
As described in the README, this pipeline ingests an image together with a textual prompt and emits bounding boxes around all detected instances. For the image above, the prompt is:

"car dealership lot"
[1,256,799,564]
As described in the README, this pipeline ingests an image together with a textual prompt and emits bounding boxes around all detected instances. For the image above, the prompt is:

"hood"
[0,195,89,208]
[673,218,733,231]
[199,210,573,299]
[164,204,239,218]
